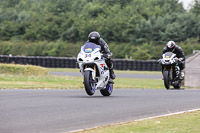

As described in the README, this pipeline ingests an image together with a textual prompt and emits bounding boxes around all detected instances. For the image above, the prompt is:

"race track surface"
[1,89,200,133]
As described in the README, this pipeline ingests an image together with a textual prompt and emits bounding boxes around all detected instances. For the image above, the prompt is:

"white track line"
[68,108,200,133]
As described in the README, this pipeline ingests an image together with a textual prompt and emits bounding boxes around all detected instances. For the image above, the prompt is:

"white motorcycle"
[77,42,113,96]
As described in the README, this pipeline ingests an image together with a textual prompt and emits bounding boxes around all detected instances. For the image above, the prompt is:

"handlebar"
[102,54,112,59]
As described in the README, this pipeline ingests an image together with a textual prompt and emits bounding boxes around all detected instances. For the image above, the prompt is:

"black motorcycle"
[159,52,183,89]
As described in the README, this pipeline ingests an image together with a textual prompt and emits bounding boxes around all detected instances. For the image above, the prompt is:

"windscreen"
[164,52,175,58]
[83,42,101,53]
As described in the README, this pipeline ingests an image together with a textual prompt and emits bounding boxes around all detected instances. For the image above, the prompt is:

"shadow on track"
[66,95,124,99]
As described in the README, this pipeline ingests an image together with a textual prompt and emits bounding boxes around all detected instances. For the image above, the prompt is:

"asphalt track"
[1,89,200,133]
[49,72,162,79]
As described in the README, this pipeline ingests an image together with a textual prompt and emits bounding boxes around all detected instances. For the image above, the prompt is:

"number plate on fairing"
[85,54,91,58]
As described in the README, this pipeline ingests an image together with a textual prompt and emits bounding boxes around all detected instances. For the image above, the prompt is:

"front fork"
[163,66,173,81]
[94,65,96,79]
[83,65,97,81]
[89,65,97,80]
[163,64,180,80]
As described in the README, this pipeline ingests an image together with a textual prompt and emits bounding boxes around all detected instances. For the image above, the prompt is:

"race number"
[85,54,91,58]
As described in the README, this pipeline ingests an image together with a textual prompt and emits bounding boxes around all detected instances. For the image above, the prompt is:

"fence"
[0,55,161,71]
[113,59,161,71]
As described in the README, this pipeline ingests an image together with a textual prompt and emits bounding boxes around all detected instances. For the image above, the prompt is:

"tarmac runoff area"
[185,52,200,88]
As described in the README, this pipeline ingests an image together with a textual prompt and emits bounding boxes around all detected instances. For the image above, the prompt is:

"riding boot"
[180,70,184,80]
[110,68,116,79]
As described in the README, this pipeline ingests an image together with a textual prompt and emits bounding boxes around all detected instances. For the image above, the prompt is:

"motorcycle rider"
[87,31,116,80]
[162,41,185,79]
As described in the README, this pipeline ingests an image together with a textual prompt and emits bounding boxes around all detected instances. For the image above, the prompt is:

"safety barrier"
[113,59,161,71]
[0,55,161,71]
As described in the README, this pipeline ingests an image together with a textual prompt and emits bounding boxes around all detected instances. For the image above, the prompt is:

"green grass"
[47,68,160,75]
[115,70,160,74]
[0,66,164,89]
[0,74,164,89]
[0,63,48,76]
[0,74,83,89]
[115,78,163,89]
[78,110,200,133]
[48,68,80,72]
[46,68,163,89]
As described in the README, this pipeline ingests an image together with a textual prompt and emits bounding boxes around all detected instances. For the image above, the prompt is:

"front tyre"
[163,70,170,89]
[84,70,95,96]
[100,83,113,96]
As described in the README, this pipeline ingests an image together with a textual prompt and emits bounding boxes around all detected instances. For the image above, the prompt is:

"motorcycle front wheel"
[163,70,170,89]
[100,83,113,96]
[84,70,95,96]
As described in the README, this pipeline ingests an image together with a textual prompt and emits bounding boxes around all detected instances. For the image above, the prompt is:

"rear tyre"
[163,70,170,89]
[84,71,95,96]
[173,80,181,89]
[100,83,113,96]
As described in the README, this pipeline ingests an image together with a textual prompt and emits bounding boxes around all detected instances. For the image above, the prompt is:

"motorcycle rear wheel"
[100,83,113,96]
[163,70,170,89]
[84,70,95,96]
[173,80,181,89]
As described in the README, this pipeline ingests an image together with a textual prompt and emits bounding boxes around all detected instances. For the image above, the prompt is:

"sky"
[179,0,195,10]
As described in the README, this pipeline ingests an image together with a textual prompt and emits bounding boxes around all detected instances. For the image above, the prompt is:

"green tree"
[132,48,152,60]
[191,0,200,15]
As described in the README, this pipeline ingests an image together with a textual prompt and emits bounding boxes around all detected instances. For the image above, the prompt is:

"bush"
[0,39,199,60]
[0,63,48,76]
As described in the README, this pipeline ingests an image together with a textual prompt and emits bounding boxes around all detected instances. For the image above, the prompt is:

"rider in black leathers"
[87,31,116,80]
[162,41,185,79]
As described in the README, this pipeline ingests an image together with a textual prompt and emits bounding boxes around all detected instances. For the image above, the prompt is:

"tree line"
[0,0,200,59]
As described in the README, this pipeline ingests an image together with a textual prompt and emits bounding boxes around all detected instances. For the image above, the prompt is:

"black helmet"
[166,41,176,51]
[166,41,175,48]
[88,31,100,43]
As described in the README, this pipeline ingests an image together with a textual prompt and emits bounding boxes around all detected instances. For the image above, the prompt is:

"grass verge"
[0,74,163,89]
[0,63,48,76]
[47,68,160,75]
[0,74,83,89]
[78,110,200,133]
[0,66,163,89]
